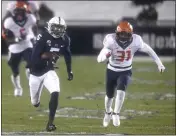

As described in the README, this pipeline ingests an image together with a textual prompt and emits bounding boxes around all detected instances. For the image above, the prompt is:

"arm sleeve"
[63,37,72,73]
[138,42,163,66]
[97,35,112,63]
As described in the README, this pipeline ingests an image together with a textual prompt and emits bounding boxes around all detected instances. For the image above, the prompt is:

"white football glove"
[158,65,165,73]
[97,48,111,63]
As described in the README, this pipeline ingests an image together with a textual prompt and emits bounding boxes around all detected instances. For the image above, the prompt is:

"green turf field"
[1,56,175,135]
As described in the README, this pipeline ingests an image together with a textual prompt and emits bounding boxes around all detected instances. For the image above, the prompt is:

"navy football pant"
[106,68,132,98]
[8,48,32,77]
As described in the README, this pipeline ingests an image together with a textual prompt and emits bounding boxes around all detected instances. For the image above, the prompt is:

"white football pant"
[29,70,60,106]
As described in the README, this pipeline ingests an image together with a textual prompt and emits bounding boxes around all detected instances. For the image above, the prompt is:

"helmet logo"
[117,26,122,32]
[47,40,51,46]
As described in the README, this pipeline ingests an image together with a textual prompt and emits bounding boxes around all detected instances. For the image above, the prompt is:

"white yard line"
[1,132,125,136]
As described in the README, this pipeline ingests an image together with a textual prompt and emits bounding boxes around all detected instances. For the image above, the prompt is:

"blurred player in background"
[97,21,165,127]
[2,1,39,44]
[2,0,40,25]
[3,2,37,96]
[30,16,73,131]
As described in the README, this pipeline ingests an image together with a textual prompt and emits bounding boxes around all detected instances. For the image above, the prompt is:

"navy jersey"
[30,30,72,76]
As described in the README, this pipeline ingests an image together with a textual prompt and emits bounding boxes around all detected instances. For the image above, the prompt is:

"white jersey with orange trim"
[4,14,37,53]
[97,33,164,72]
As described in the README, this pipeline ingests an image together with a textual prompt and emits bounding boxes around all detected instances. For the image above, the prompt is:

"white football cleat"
[103,112,112,127]
[112,113,120,127]
[14,88,23,97]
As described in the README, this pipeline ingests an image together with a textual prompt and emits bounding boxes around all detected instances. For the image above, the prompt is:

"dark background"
[2,23,175,56]
[1,0,175,56]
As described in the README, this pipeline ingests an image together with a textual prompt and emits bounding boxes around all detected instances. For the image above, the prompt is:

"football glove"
[67,71,73,81]
[158,65,165,73]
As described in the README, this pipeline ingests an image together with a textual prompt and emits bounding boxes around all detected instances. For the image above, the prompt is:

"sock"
[114,90,125,114]
[48,92,59,125]
[105,95,113,113]
[11,75,22,89]
[25,68,30,80]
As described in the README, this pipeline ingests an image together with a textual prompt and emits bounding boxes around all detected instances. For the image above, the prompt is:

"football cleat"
[46,123,56,132]
[103,112,112,127]
[112,112,120,127]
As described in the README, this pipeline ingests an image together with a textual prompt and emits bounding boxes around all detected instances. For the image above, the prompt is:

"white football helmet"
[46,16,67,38]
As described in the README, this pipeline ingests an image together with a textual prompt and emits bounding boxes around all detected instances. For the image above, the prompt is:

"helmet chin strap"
[119,40,128,44]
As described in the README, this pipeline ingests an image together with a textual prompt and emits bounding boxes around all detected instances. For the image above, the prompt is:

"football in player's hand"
[41,52,53,59]
[41,52,58,59]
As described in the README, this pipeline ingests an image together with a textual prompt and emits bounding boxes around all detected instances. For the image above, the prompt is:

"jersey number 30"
[117,50,131,62]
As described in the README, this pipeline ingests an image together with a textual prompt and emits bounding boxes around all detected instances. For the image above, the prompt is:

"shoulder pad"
[132,34,144,46]
[132,34,142,42]
[103,33,115,45]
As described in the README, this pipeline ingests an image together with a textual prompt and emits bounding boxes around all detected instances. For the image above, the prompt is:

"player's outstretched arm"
[97,47,111,63]
[139,42,165,73]
[97,34,112,63]
[63,45,73,81]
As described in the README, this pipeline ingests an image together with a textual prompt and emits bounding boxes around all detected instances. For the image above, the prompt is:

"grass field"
[1,56,175,135]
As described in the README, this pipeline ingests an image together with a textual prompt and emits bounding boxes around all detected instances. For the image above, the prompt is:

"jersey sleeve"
[4,17,12,30]
[31,33,47,68]
[35,33,46,46]
[97,34,113,63]
[28,14,37,26]
[103,34,113,50]
[137,36,163,66]
[135,35,145,51]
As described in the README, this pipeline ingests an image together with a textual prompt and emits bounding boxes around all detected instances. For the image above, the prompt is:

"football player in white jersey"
[97,21,165,127]
[3,2,37,97]
[2,0,39,27]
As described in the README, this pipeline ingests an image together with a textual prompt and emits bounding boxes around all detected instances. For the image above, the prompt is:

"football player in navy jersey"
[29,16,73,131]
